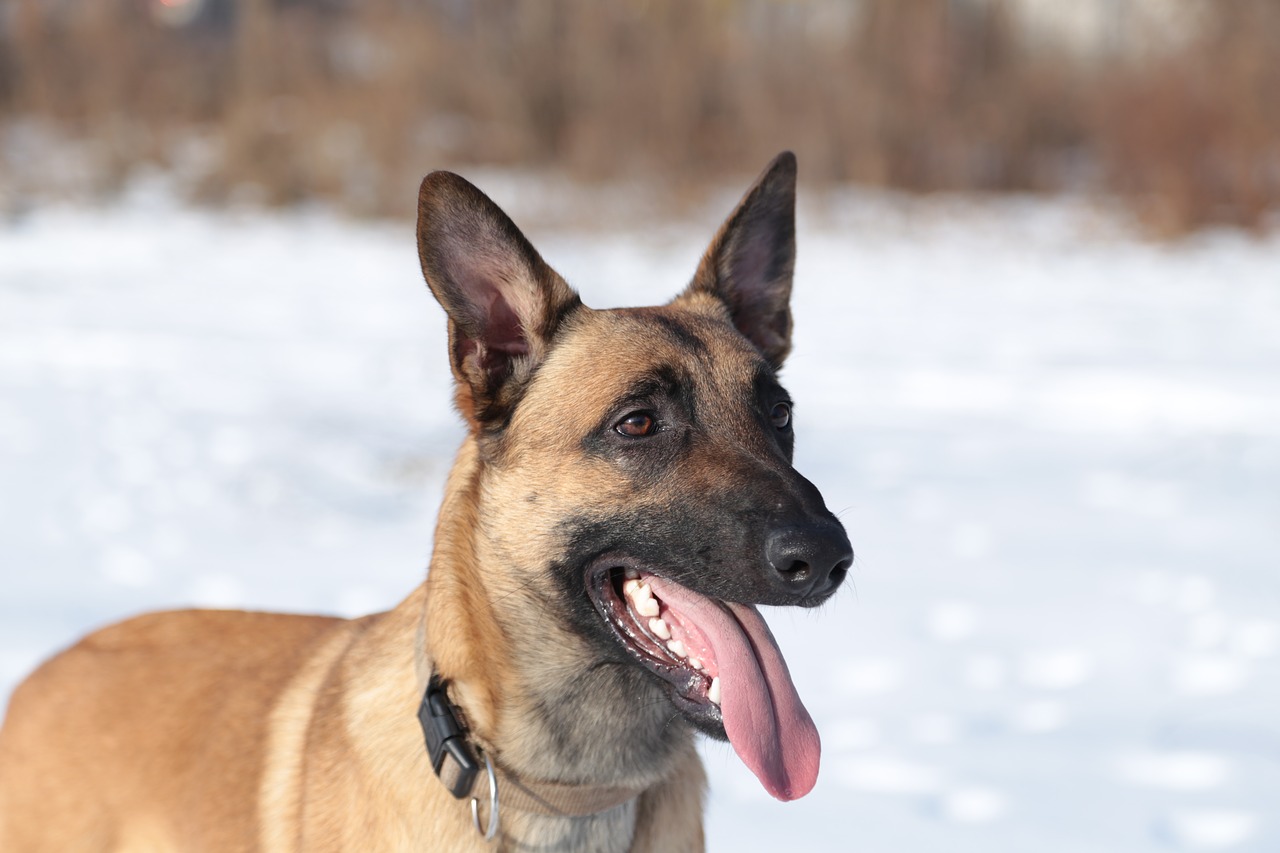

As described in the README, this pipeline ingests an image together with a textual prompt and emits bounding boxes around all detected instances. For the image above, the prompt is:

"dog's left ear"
[677,151,796,370]
[417,171,581,426]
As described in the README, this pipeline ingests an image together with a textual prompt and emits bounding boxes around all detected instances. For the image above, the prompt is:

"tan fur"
[0,153,832,852]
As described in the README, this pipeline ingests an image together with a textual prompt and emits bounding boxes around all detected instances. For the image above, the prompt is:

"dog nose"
[765,524,853,599]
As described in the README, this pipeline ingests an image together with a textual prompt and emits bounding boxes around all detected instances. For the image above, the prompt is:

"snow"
[2,184,1278,852]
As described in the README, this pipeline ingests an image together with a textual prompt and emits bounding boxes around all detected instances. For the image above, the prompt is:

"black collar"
[417,673,482,799]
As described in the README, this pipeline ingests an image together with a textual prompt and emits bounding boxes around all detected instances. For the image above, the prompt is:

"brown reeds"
[0,0,1276,234]
[1091,0,1280,234]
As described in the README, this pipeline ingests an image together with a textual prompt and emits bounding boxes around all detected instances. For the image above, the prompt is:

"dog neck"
[416,670,646,849]
[412,436,700,849]
[323,591,648,853]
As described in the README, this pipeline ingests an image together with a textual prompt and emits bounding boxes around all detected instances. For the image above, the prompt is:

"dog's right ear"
[417,172,581,427]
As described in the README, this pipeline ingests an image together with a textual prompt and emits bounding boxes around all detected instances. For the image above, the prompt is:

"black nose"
[765,523,853,600]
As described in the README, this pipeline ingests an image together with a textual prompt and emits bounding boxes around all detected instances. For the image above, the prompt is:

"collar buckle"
[418,674,480,799]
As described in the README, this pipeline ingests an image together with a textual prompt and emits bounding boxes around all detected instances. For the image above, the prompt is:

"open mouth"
[587,561,822,801]
[591,566,723,713]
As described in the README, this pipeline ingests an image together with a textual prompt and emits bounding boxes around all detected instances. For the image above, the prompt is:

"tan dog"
[0,152,851,852]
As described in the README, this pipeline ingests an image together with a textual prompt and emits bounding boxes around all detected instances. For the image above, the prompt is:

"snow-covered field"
[1,182,1278,852]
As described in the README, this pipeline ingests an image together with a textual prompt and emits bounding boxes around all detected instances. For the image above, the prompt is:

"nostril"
[827,559,851,588]
[780,560,811,582]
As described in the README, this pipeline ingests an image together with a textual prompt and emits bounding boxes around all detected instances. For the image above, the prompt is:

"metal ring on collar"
[470,748,499,841]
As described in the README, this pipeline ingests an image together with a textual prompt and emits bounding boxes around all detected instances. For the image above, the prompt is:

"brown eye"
[770,402,792,430]
[615,412,657,438]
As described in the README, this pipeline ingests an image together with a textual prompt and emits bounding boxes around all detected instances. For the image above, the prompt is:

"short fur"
[0,152,849,852]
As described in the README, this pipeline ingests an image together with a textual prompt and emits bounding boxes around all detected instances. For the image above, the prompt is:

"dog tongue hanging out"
[0,152,850,852]
[640,576,822,800]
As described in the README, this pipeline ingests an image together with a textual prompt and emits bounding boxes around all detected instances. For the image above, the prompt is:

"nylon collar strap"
[418,674,643,819]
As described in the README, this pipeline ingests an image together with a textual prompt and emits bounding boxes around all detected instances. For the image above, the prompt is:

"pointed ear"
[678,151,797,369]
[417,171,581,427]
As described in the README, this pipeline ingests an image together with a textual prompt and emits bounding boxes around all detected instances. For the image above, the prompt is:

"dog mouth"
[592,566,722,709]
[587,561,821,801]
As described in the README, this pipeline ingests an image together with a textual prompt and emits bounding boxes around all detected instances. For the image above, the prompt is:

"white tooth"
[624,567,640,580]
[648,618,671,639]
[689,658,703,671]
[708,676,721,706]
[667,639,686,658]
[623,579,641,597]
[636,597,660,618]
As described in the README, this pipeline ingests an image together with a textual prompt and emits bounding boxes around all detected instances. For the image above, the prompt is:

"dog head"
[417,153,851,802]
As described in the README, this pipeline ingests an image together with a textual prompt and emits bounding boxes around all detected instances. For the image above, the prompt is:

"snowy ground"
[1,181,1278,852]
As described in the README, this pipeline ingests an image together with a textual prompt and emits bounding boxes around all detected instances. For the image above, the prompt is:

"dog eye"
[770,402,792,430]
[615,412,657,438]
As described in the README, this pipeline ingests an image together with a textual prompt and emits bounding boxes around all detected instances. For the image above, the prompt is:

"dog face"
[417,153,851,802]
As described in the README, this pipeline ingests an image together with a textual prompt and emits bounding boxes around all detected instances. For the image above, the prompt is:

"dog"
[0,152,851,852]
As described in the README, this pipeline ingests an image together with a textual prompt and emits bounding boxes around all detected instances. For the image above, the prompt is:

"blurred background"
[1,2,1278,852]
[1,0,1279,233]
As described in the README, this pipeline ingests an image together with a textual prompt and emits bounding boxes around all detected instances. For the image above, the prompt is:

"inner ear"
[677,152,797,369]
[447,260,534,360]
[481,286,528,357]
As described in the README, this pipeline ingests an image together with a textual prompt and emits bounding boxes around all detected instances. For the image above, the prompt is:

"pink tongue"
[644,577,821,801]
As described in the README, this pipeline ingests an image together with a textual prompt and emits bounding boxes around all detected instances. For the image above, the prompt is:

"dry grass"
[0,0,1276,233]
[1090,0,1280,234]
